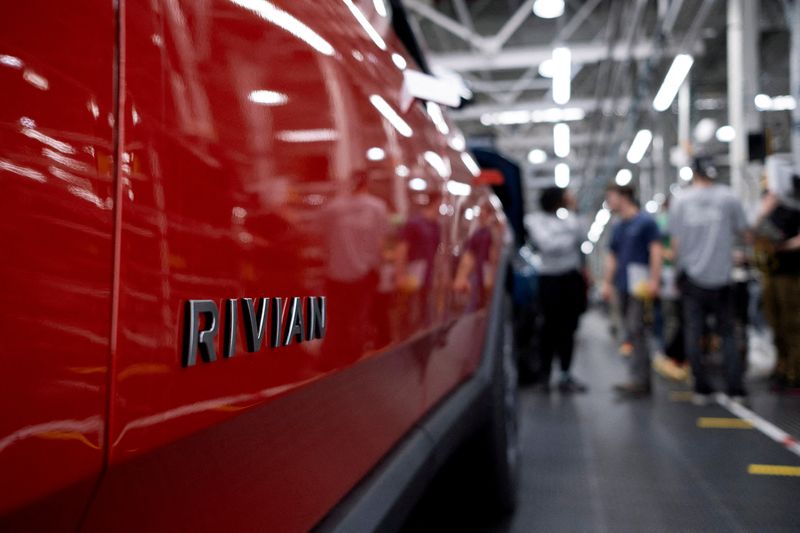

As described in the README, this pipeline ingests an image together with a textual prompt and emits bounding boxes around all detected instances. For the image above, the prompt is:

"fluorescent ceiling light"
[409,177,427,191]
[693,118,717,143]
[480,107,585,126]
[754,94,796,111]
[391,53,407,70]
[426,102,450,135]
[449,131,466,151]
[533,0,564,19]
[248,90,288,105]
[230,0,334,56]
[528,149,547,164]
[554,163,570,188]
[533,107,584,122]
[771,95,796,110]
[447,180,471,197]
[23,70,48,91]
[615,169,633,186]
[370,95,413,137]
[595,208,611,226]
[715,125,735,142]
[461,153,481,177]
[538,59,554,78]
[484,110,530,126]
[754,94,771,110]
[679,166,693,181]
[424,151,451,178]
[276,129,338,143]
[366,147,385,161]
[373,0,388,17]
[552,47,571,105]
[0,54,23,68]
[553,123,570,158]
[626,129,652,164]
[653,54,693,111]
[343,0,386,50]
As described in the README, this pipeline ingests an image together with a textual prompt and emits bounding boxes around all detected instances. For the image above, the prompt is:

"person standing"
[526,187,588,393]
[602,185,663,398]
[669,157,750,403]
[653,196,690,382]
[756,190,800,393]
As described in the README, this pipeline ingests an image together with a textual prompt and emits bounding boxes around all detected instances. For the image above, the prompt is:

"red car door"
[80,1,493,532]
[0,1,116,530]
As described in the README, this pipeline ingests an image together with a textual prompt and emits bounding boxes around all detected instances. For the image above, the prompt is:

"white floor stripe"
[716,394,800,458]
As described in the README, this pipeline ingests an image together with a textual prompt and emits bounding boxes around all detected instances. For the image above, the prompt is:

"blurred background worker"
[669,157,750,403]
[755,157,800,394]
[602,185,663,398]
[526,187,588,393]
[652,195,689,382]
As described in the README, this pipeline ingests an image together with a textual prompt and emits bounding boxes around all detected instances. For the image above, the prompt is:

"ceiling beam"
[486,0,537,52]
[404,0,489,51]
[495,132,595,151]
[464,77,551,93]
[429,41,684,72]
[451,97,633,121]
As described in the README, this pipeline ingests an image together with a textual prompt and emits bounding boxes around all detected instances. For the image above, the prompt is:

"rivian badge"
[182,296,326,367]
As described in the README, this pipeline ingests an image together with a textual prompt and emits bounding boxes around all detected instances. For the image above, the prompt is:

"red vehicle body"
[0,1,516,531]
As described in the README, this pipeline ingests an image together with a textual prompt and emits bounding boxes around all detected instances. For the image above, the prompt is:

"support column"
[727,0,760,200]
[791,0,800,170]
[678,76,691,157]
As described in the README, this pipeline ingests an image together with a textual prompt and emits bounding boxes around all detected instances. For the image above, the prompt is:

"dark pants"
[621,295,651,387]
[663,299,685,363]
[763,274,800,387]
[538,270,585,381]
[682,278,745,395]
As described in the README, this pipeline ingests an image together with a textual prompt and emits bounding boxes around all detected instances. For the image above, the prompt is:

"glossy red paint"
[0,1,116,528]
[1,1,507,531]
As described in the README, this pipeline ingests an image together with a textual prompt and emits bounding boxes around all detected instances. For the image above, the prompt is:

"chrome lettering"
[241,297,269,352]
[223,299,238,358]
[183,300,219,367]
[306,296,326,340]
[182,295,326,367]
[284,297,305,346]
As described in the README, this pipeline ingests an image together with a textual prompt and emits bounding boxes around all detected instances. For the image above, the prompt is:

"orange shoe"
[619,342,634,357]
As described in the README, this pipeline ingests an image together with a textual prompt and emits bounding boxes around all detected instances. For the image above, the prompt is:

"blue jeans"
[682,277,745,395]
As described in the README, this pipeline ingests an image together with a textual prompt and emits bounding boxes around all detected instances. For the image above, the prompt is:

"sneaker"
[691,393,713,406]
[613,382,651,398]
[692,384,715,406]
[653,353,688,382]
[558,376,588,393]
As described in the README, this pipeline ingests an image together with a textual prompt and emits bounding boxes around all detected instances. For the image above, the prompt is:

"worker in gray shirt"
[669,156,750,403]
[526,187,588,393]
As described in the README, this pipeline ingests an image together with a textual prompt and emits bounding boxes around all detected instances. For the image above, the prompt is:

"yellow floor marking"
[697,417,753,429]
[669,391,695,401]
[748,464,800,477]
